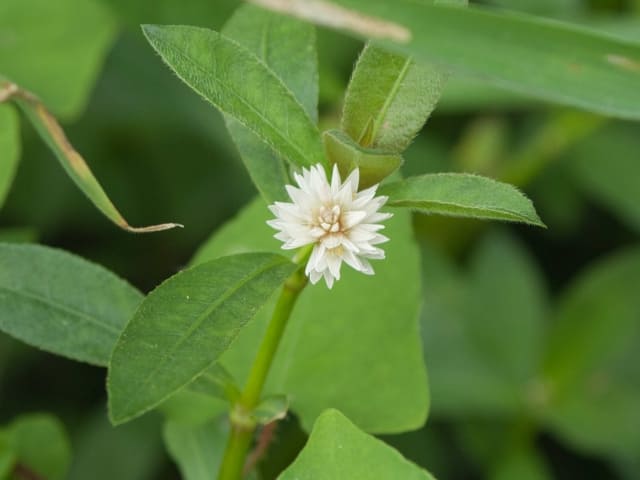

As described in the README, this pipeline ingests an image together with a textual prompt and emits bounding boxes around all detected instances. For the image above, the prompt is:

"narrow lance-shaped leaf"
[108,253,297,425]
[0,243,143,366]
[279,409,436,480]
[222,4,319,203]
[142,24,325,170]
[2,82,181,233]
[250,0,640,120]
[380,173,544,227]
[0,103,20,208]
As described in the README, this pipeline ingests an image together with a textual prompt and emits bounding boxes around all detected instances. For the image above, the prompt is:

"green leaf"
[421,231,548,416]
[254,394,289,424]
[0,0,116,118]
[222,4,319,203]
[0,243,142,366]
[342,43,446,152]
[568,125,640,233]
[187,363,241,403]
[142,24,325,170]
[0,104,20,209]
[68,413,164,480]
[192,198,428,434]
[163,419,228,480]
[252,0,640,119]
[9,90,182,233]
[279,409,435,480]
[108,253,297,425]
[380,173,544,227]
[323,129,403,189]
[541,248,640,459]
[6,414,71,480]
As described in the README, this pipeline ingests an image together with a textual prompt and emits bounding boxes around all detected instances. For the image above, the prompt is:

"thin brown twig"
[12,463,45,480]
[243,421,279,476]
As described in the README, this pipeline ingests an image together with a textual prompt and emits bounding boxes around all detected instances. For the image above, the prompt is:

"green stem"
[217,248,311,480]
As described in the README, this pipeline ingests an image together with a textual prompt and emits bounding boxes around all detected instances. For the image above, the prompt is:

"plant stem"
[218,249,310,480]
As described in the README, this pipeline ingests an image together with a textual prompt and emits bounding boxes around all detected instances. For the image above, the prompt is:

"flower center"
[318,204,341,233]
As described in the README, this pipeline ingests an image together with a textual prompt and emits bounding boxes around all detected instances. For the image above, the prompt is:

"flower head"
[267,164,392,288]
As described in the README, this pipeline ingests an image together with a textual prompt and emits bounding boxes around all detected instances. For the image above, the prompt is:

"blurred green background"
[1,0,639,478]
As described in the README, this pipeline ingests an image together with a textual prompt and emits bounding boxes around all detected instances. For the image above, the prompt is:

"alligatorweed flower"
[267,164,392,288]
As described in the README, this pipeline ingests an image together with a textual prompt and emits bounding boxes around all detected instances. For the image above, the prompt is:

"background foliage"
[1,0,639,478]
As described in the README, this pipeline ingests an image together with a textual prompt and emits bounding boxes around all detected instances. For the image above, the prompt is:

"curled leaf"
[0,81,182,233]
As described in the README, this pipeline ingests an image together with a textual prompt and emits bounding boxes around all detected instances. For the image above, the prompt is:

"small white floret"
[267,164,392,288]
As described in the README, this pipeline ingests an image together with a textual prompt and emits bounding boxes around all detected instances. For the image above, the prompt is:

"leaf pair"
[144,8,543,228]
[251,0,640,120]
[0,242,297,426]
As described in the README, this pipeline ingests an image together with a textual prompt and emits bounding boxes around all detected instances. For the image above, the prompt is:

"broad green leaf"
[142,24,325,170]
[323,129,403,189]
[192,198,428,434]
[10,91,182,233]
[568,125,640,233]
[6,414,71,480]
[163,419,228,480]
[380,174,544,226]
[541,248,640,458]
[108,253,297,425]
[421,231,548,416]
[69,413,164,480]
[0,243,142,366]
[0,0,116,118]
[222,4,319,203]
[251,0,640,119]
[0,104,20,209]
[279,409,435,480]
[342,43,446,152]
[187,363,241,403]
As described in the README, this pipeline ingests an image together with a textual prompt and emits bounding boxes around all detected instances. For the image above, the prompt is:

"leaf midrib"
[0,283,120,335]
[151,34,319,168]
[113,256,289,419]
[369,56,413,146]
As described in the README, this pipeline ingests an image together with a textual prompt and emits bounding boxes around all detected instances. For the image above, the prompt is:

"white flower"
[267,164,392,288]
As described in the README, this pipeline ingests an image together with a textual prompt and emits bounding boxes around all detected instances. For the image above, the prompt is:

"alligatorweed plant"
[3,0,639,478]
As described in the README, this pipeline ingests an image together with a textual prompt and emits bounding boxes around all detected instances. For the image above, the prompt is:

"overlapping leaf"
[108,253,297,424]
[251,0,640,119]
[222,4,319,203]
[143,24,325,170]
[191,198,428,434]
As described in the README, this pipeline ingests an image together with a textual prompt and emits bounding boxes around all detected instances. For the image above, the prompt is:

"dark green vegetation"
[1,0,639,479]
